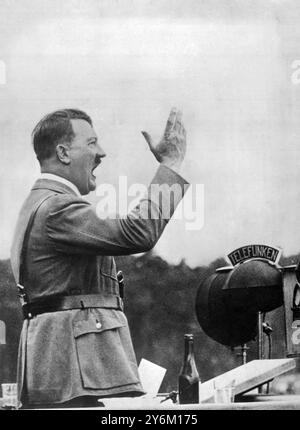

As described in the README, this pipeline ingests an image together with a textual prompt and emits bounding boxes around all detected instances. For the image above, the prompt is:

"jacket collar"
[32,178,81,196]
[39,173,81,196]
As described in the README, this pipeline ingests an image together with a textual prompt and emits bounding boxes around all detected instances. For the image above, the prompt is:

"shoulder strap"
[18,193,54,287]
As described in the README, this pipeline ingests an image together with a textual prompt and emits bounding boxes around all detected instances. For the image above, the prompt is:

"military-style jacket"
[10,165,189,405]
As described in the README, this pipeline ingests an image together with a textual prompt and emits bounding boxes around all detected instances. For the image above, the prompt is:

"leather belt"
[22,293,124,319]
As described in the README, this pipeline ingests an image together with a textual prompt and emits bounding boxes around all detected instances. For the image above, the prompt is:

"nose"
[96,142,106,159]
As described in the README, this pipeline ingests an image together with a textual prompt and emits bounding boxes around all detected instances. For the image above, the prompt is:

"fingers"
[173,110,183,133]
[164,107,178,136]
[174,110,186,140]
[180,123,187,139]
[165,107,185,139]
[141,131,155,152]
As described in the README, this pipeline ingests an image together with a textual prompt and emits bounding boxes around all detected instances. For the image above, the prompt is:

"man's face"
[67,119,106,195]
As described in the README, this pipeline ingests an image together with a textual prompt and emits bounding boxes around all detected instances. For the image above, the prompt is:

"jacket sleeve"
[46,165,190,256]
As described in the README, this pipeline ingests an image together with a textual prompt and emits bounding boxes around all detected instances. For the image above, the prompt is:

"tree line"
[0,251,299,393]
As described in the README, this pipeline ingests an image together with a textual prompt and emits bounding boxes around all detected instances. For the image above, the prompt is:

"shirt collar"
[40,173,81,196]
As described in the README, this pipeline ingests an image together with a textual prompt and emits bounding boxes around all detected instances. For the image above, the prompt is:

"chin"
[80,177,96,195]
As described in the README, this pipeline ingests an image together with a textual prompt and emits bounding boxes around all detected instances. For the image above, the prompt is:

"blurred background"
[1,252,299,394]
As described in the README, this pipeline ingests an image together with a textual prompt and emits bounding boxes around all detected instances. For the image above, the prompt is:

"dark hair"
[32,108,93,163]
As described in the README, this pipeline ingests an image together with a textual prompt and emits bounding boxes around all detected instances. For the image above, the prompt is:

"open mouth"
[91,162,101,179]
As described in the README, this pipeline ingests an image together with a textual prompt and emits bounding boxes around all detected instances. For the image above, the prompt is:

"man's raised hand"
[141,107,187,174]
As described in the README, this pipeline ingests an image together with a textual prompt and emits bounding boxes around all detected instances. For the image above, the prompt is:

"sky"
[1,0,300,267]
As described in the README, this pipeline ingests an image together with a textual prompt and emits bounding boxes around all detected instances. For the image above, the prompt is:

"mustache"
[94,154,102,165]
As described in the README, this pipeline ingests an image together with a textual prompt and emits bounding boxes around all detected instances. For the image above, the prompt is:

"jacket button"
[96,320,102,329]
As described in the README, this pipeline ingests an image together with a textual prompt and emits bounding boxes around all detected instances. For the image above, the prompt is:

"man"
[10,107,188,408]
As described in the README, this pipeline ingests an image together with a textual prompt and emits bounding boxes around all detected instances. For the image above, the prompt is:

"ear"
[56,144,71,165]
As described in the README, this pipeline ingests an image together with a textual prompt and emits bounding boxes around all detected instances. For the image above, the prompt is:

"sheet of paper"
[98,395,174,410]
[138,358,167,396]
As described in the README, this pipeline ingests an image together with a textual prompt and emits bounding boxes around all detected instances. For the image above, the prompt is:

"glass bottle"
[178,333,200,404]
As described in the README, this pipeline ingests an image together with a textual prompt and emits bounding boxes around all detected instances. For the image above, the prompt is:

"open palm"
[142,107,187,172]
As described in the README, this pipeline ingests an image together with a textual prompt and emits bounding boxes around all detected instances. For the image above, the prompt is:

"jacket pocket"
[73,310,140,389]
[73,311,124,337]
